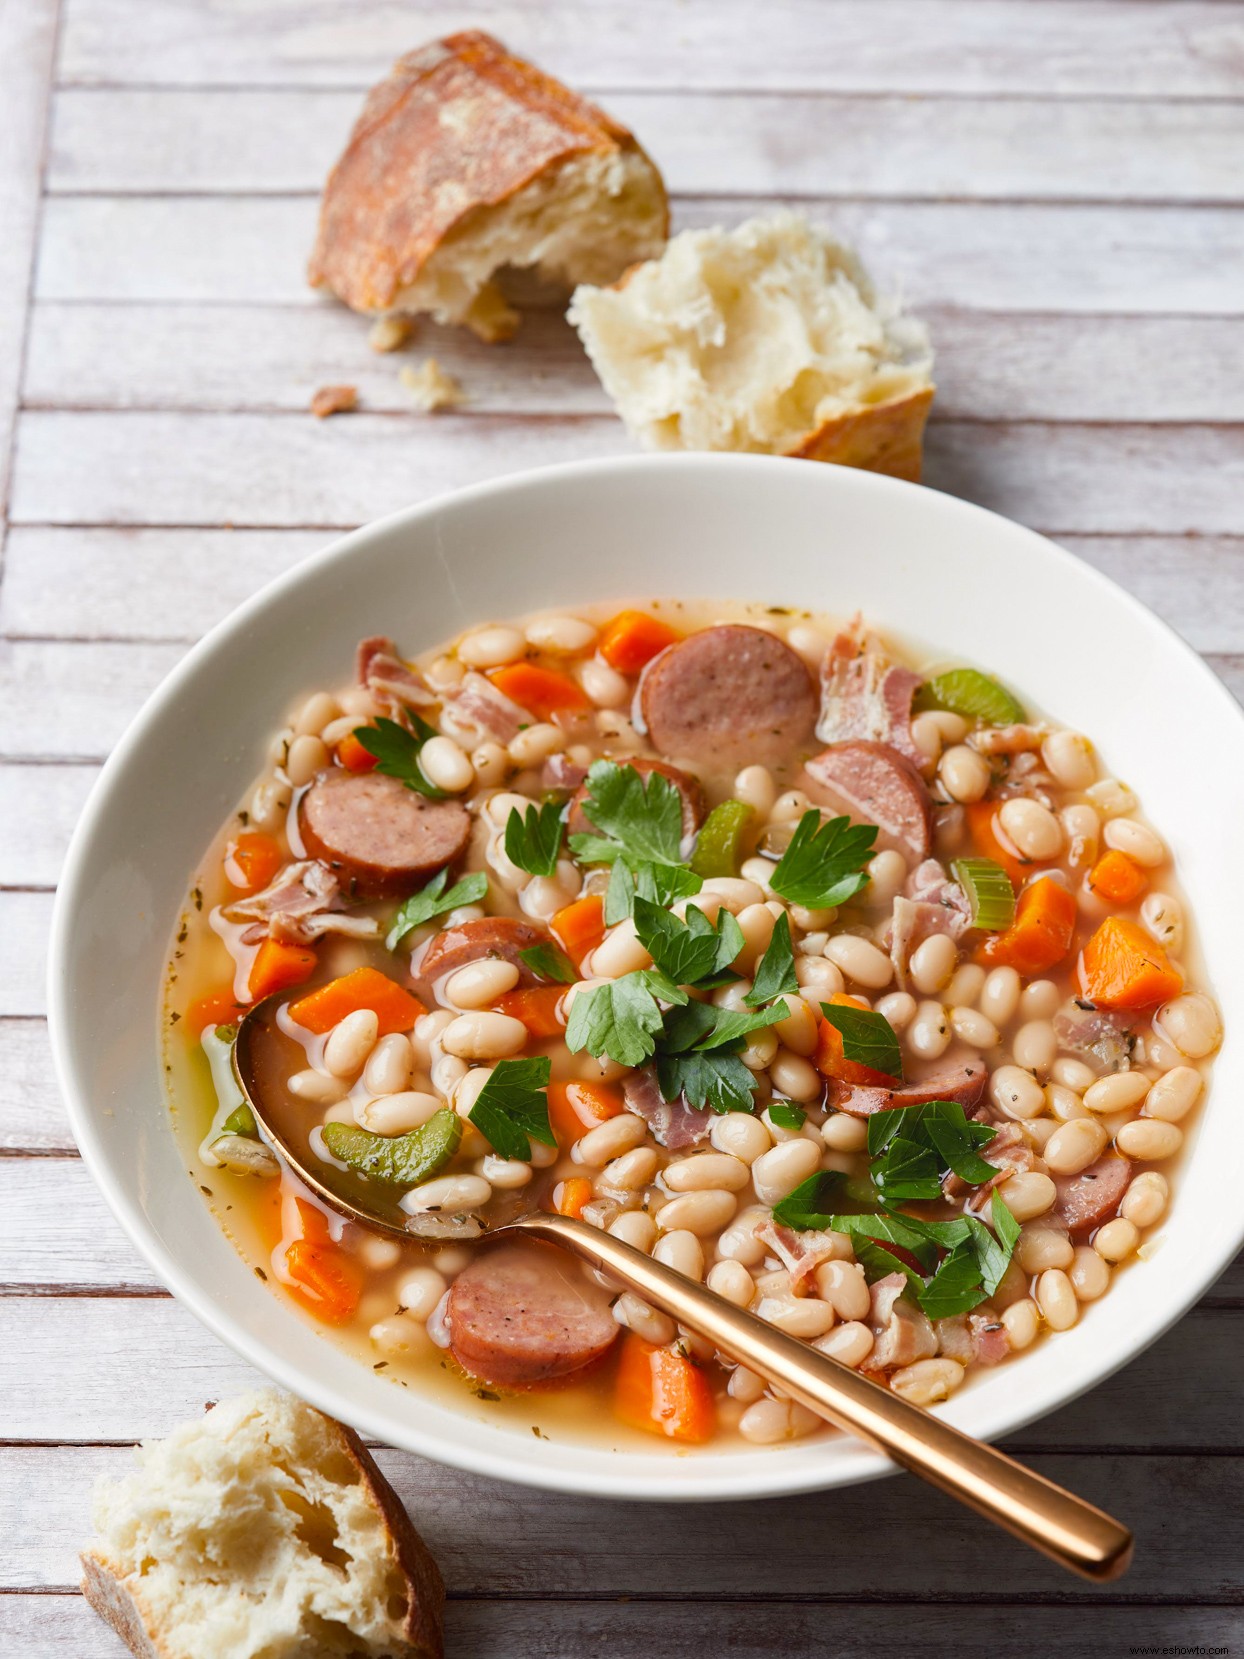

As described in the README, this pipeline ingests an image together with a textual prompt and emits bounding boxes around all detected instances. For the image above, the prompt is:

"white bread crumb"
[369,316,416,353]
[399,359,465,412]
[80,1390,443,1659]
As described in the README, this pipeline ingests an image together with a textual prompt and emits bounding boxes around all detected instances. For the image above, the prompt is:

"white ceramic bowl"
[50,454,1244,1501]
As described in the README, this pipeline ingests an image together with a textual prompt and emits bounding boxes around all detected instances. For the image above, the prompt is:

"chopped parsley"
[745,912,798,1007]
[767,1101,806,1131]
[504,799,565,878]
[518,941,578,984]
[769,811,877,909]
[467,1056,556,1162]
[385,869,490,950]
[355,715,447,798]
[819,1002,902,1082]
[632,897,742,988]
[568,761,703,920]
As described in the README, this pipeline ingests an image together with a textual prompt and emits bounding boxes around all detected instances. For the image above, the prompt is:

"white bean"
[979,966,1021,1027]
[1043,1116,1108,1175]
[354,1091,444,1135]
[1086,778,1137,818]
[444,958,521,1011]
[734,764,776,816]
[400,1173,492,1212]
[1070,1245,1110,1301]
[1045,1083,1089,1123]
[813,1259,871,1321]
[508,722,563,767]
[479,1154,534,1189]
[656,1189,738,1237]
[440,1011,527,1060]
[1116,1119,1183,1161]
[794,956,846,1000]
[999,797,1062,861]
[607,1211,657,1253]
[716,1206,770,1266]
[525,615,596,654]
[891,1358,965,1406]
[249,778,291,831]
[950,1006,999,1049]
[907,1000,952,1061]
[770,789,811,824]
[1082,1071,1149,1114]
[1000,1170,1057,1221]
[735,902,777,970]
[908,933,957,996]
[939,745,991,803]
[601,1146,660,1191]
[1155,993,1221,1060]
[772,994,819,1056]
[665,1152,750,1193]
[814,1321,874,1369]
[821,1112,869,1152]
[738,1398,820,1444]
[1001,1299,1040,1350]
[590,918,653,979]
[699,876,766,915]
[458,626,524,669]
[471,741,509,787]
[652,1229,704,1279]
[1102,817,1166,868]
[769,1049,823,1104]
[710,1113,772,1164]
[1021,979,1061,1020]
[990,1064,1046,1121]
[612,1293,675,1347]
[398,1267,448,1321]
[323,1009,380,1078]
[369,1314,433,1360]
[728,1365,766,1403]
[1140,892,1183,953]
[288,1069,345,1105]
[361,1032,414,1097]
[1036,1268,1078,1330]
[1121,1171,1169,1228]
[707,1259,756,1307]
[1018,1227,1074,1273]
[574,1114,648,1166]
[875,990,917,1031]
[451,1066,493,1122]
[294,691,340,737]
[285,733,328,788]
[824,934,893,989]
[1050,1055,1096,1092]
[579,657,630,708]
[1012,1019,1057,1075]
[751,1137,821,1204]
[1093,1217,1140,1262]
[757,1294,837,1338]
[1042,730,1096,789]
[943,963,985,1007]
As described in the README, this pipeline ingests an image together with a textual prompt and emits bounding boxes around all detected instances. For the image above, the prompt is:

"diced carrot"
[978,876,1077,974]
[547,1080,625,1146]
[184,988,249,1037]
[493,985,566,1039]
[553,1176,593,1219]
[284,1236,363,1324]
[288,1193,332,1244]
[489,662,591,722]
[598,610,681,674]
[336,729,378,772]
[614,1333,716,1444]
[1079,916,1183,1012]
[223,831,284,896]
[965,800,1038,888]
[551,893,606,968]
[287,965,424,1035]
[814,993,896,1086]
[1088,848,1148,906]
[248,938,318,1001]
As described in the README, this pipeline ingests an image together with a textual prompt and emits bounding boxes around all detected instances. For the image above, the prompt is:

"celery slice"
[218,1103,257,1140]
[690,799,754,879]
[953,857,1016,931]
[916,668,1026,726]
[322,1108,462,1187]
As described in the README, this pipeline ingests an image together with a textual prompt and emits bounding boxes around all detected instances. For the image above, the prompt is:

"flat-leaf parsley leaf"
[769,810,877,909]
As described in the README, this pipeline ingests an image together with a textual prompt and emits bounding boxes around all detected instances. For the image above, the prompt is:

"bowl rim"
[47,451,1244,1502]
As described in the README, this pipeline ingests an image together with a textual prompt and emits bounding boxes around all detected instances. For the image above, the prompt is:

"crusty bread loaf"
[80,1391,444,1659]
[309,30,668,341]
[568,212,935,479]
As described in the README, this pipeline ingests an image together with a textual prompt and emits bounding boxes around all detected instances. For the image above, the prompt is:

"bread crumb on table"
[400,359,465,412]
[310,383,359,418]
[369,315,415,353]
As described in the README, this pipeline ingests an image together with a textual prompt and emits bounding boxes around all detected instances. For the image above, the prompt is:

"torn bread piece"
[400,359,464,412]
[568,212,934,480]
[80,1390,444,1659]
[309,30,668,342]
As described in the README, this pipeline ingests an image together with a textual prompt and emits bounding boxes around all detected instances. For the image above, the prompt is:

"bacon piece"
[887,886,970,988]
[970,723,1046,756]
[934,1315,976,1365]
[754,1222,845,1293]
[867,1273,937,1372]
[541,752,589,792]
[223,860,378,944]
[621,1066,712,1150]
[356,634,434,712]
[905,859,973,933]
[1053,998,1136,1075]
[970,1312,1011,1366]
[816,639,924,769]
[943,1120,1035,1204]
[442,671,528,745]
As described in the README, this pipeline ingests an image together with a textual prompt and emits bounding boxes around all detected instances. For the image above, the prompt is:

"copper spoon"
[234,1007,1132,1582]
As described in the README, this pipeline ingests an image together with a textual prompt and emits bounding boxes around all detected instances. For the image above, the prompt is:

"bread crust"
[309,30,668,316]
[785,385,935,481]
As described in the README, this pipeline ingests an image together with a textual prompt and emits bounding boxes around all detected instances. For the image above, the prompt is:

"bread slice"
[309,30,668,341]
[80,1391,444,1659]
[568,212,935,479]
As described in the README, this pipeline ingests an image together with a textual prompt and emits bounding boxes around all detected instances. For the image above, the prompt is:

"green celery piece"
[690,800,754,879]
[322,1108,461,1186]
[218,1103,257,1139]
[952,857,1016,931]
[916,668,1026,726]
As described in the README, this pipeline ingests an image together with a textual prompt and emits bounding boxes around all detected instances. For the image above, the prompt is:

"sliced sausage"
[566,757,705,841]
[639,625,817,770]
[803,740,932,864]
[298,770,470,900]
[415,916,550,990]
[829,1061,988,1118]
[446,1243,619,1389]
[1054,1153,1132,1236]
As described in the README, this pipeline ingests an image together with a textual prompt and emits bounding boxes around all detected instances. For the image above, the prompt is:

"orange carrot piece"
[1088,848,1148,906]
[284,1236,363,1324]
[248,938,317,1001]
[336,729,378,772]
[815,992,897,1086]
[493,985,566,1039]
[978,876,1077,974]
[288,965,424,1035]
[489,662,591,722]
[547,1080,625,1146]
[1079,916,1182,1011]
[224,831,284,896]
[599,610,680,674]
[965,800,1038,888]
[553,1176,593,1219]
[551,893,606,968]
[614,1333,716,1444]
[184,988,249,1037]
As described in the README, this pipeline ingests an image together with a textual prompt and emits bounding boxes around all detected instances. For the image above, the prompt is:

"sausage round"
[566,757,705,841]
[829,1061,988,1118]
[803,740,932,864]
[416,915,551,989]
[446,1243,619,1388]
[298,769,470,900]
[639,625,817,770]
[1054,1153,1133,1236]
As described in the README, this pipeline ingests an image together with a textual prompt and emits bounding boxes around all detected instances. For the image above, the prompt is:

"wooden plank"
[23,303,1244,424]
[0,764,96,888]
[1,1294,1240,1449]
[0,893,52,1016]
[55,1,1244,97]
[1060,537,1244,656]
[4,1442,1241,1599]
[10,411,1244,537]
[0,0,59,520]
[47,87,1244,203]
[0,1020,72,1152]
[33,196,1244,314]
[0,641,186,760]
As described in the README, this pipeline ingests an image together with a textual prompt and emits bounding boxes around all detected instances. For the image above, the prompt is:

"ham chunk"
[867,1273,937,1372]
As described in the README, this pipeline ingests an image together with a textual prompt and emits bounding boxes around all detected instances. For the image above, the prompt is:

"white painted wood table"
[2,2,1243,1652]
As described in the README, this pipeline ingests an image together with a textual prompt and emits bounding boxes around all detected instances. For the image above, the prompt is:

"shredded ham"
[867,1272,937,1371]
[223,860,378,944]
[1053,999,1135,1075]
[935,1315,976,1365]
[754,1221,845,1293]
[970,723,1047,756]
[887,881,970,986]
[943,1119,1036,1206]
[541,752,588,792]
[816,635,924,769]
[356,634,434,713]
[905,858,973,933]
[442,671,528,746]
[622,1067,713,1150]
[970,1312,1011,1365]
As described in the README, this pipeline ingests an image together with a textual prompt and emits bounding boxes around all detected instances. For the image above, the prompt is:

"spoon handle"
[517,1211,1133,1582]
